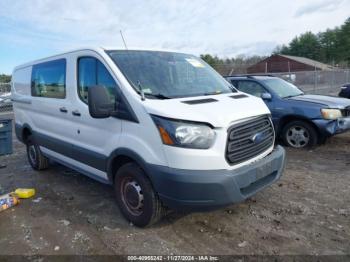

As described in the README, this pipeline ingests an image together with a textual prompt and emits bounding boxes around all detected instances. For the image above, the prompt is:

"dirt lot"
[0,126,349,256]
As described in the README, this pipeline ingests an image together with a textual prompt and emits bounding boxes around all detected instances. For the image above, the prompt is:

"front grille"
[226,115,274,165]
[342,106,350,117]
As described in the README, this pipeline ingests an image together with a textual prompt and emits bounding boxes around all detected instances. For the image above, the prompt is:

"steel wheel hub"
[29,145,37,164]
[121,178,144,216]
[286,126,309,148]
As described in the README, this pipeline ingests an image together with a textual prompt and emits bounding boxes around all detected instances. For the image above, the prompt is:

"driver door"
[68,53,122,179]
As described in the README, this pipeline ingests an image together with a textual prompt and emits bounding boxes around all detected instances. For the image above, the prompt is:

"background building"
[247,54,334,74]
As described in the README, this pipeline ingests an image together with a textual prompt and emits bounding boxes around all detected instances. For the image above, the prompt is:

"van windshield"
[107,50,234,99]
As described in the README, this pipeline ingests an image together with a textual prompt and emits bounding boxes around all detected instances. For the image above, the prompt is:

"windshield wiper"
[134,80,171,100]
[283,94,303,99]
[137,80,146,101]
[145,93,171,99]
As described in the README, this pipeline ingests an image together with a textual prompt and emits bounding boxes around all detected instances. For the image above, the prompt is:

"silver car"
[0,93,12,111]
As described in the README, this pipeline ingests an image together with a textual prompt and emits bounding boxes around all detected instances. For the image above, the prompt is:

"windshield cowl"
[145,93,171,99]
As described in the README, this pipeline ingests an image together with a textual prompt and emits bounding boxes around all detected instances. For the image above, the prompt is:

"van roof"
[13,47,191,71]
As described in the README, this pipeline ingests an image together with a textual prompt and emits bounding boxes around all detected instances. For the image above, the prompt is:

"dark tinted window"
[78,57,117,103]
[31,59,66,98]
[230,80,238,88]
[236,81,265,97]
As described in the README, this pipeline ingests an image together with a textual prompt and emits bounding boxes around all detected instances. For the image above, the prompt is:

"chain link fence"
[0,82,12,113]
[265,70,350,95]
[212,62,350,96]
[0,82,11,93]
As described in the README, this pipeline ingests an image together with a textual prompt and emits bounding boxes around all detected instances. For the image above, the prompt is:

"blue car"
[225,75,350,148]
[339,83,350,99]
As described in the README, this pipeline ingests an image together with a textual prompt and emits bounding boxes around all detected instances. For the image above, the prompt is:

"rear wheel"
[26,136,50,170]
[281,120,318,148]
[114,162,165,227]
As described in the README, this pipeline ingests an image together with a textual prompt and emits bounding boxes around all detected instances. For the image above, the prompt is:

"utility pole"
[229,68,234,76]
[332,60,335,90]
[314,64,317,93]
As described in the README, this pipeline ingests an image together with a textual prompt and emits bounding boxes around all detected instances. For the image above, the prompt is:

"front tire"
[26,136,50,170]
[114,162,165,227]
[281,120,318,148]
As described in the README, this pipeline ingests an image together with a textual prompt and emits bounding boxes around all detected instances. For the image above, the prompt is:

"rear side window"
[235,81,265,97]
[78,57,117,104]
[31,59,66,98]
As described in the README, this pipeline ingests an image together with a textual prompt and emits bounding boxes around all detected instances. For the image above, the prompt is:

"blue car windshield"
[262,78,303,98]
[107,50,234,99]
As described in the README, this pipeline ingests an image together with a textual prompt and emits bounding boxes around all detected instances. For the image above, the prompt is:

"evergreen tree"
[275,17,350,66]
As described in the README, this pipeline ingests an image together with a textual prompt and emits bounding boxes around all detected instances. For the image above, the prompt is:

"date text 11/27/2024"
[127,255,219,261]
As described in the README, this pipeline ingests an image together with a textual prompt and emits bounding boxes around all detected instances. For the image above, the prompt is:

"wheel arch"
[277,115,321,140]
[16,123,33,144]
[107,148,152,184]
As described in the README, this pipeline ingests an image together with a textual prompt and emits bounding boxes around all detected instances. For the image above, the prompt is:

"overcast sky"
[0,0,349,73]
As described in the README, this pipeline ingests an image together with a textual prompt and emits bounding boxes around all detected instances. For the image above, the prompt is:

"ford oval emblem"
[250,132,266,144]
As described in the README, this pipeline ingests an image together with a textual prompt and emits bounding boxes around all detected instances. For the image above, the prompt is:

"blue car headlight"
[321,108,342,120]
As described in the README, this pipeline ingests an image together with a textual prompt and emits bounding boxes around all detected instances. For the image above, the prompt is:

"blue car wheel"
[282,120,318,148]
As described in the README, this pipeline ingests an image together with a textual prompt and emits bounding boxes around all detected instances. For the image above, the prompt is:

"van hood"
[288,94,350,108]
[142,93,271,127]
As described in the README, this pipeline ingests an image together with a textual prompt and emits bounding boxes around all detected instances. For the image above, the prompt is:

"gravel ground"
[0,130,349,256]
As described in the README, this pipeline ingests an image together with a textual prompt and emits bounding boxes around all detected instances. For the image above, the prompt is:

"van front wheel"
[114,162,165,227]
[26,136,50,170]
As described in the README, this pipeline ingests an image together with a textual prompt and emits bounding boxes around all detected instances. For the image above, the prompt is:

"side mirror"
[88,85,114,118]
[261,93,272,100]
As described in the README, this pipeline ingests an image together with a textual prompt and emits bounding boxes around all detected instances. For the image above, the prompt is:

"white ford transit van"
[12,47,285,227]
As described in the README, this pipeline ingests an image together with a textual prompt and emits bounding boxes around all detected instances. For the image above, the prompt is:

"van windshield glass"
[107,50,234,99]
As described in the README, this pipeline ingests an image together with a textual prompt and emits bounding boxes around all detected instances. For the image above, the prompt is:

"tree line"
[200,17,350,70]
[199,54,267,75]
[0,74,11,83]
[274,17,350,67]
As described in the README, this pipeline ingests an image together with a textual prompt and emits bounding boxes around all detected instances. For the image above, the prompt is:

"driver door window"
[236,81,265,97]
[78,57,117,104]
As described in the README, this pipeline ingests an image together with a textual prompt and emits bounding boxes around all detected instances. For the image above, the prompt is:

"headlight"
[321,108,342,120]
[151,115,215,149]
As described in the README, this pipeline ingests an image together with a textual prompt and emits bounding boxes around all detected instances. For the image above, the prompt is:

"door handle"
[59,107,68,113]
[72,110,81,117]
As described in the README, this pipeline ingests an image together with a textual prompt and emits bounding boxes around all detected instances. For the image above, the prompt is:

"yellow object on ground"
[14,188,36,199]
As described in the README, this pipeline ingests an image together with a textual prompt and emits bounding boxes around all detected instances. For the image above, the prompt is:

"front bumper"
[146,145,286,210]
[313,117,350,136]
